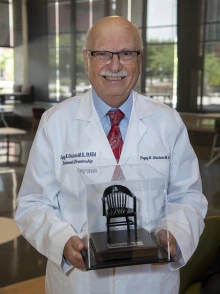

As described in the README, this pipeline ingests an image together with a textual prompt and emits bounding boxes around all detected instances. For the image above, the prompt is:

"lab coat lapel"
[76,90,116,165]
[119,92,154,165]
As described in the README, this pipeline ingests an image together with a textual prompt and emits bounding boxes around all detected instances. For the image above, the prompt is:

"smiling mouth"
[103,76,126,81]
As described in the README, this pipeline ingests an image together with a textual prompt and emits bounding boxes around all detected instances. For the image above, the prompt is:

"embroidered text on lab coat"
[60,151,96,165]
[140,155,170,161]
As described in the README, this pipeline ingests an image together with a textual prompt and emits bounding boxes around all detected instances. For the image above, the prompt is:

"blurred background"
[0,0,219,111]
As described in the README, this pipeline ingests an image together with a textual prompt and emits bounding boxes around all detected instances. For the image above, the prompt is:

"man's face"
[83,21,143,107]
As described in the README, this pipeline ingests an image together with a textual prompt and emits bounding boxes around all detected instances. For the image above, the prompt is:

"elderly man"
[15,16,207,294]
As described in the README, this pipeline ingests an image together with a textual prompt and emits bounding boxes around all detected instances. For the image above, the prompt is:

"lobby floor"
[0,130,219,288]
[0,133,47,288]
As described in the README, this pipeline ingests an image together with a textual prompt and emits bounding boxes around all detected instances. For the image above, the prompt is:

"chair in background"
[102,185,137,242]
[179,216,220,294]
[32,108,45,133]
[0,127,27,164]
[205,120,220,167]
[180,113,220,166]
[5,84,34,103]
[13,84,22,92]
[20,84,34,103]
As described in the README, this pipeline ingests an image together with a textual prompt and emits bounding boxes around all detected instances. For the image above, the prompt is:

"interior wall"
[27,0,48,101]
[0,0,10,47]
[13,0,49,101]
[177,0,202,112]
[13,0,24,85]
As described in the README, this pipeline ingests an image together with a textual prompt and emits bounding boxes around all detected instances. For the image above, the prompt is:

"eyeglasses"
[87,50,141,62]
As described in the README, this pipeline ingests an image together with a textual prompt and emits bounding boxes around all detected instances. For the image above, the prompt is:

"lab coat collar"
[119,91,154,164]
[75,89,94,121]
[76,89,116,164]
[133,91,154,119]
[75,89,155,165]
[75,89,154,121]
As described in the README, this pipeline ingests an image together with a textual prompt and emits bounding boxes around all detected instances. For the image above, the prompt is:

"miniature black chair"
[102,185,137,242]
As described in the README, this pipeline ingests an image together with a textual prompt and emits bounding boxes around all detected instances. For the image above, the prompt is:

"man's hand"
[156,229,176,258]
[63,236,85,270]
[152,230,176,266]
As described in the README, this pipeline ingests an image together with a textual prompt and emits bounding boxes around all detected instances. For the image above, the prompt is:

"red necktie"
[107,109,124,162]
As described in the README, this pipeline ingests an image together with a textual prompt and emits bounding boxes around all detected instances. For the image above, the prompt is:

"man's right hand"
[63,236,85,270]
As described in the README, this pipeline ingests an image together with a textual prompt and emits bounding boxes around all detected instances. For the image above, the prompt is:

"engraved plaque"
[107,241,144,249]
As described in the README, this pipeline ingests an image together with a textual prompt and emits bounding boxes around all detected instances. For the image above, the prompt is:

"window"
[0,0,13,93]
[199,0,220,111]
[144,0,177,107]
[46,0,179,104]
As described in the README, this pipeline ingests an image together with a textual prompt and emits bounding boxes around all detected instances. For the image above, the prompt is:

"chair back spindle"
[106,191,128,214]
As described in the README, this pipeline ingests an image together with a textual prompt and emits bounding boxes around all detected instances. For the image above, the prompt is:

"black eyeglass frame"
[87,50,141,61]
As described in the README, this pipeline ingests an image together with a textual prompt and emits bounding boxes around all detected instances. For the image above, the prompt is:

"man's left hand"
[156,230,177,258]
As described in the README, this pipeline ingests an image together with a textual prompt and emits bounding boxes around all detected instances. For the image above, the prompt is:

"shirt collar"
[92,89,133,120]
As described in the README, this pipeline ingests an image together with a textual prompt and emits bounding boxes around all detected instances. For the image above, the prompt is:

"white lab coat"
[15,89,207,294]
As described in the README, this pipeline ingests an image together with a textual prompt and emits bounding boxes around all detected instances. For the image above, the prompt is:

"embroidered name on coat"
[140,155,170,161]
[60,152,96,165]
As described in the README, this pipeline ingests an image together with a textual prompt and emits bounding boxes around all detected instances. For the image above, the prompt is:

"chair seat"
[184,282,201,294]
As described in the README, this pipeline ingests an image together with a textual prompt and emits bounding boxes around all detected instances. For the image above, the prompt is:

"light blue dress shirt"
[92,89,133,141]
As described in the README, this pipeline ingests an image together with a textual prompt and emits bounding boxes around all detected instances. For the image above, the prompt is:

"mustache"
[100,70,128,77]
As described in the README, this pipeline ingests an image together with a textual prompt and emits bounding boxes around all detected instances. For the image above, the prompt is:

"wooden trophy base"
[90,228,158,263]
